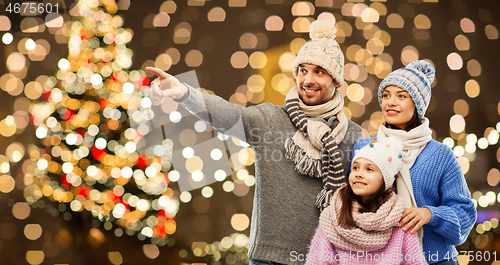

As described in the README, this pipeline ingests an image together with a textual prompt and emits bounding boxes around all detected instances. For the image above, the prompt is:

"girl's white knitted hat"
[353,138,404,190]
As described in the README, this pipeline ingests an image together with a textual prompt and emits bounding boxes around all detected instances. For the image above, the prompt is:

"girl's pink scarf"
[319,189,404,252]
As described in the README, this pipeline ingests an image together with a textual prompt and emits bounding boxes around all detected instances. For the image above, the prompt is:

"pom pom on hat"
[309,19,337,40]
[406,60,435,84]
[377,60,435,120]
[352,138,404,190]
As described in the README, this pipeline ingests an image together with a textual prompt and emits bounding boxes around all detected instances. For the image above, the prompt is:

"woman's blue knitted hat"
[377,60,435,120]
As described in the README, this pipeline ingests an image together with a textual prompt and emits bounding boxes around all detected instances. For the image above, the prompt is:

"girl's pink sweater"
[305,226,428,265]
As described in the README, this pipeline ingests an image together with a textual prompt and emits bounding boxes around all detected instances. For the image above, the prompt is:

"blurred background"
[0,0,499,264]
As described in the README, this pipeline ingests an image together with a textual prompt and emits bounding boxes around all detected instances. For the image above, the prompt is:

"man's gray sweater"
[176,86,362,264]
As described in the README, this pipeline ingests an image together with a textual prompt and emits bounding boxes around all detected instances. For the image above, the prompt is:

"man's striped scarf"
[284,86,348,211]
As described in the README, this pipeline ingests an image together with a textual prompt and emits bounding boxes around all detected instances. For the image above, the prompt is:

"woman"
[352,60,476,265]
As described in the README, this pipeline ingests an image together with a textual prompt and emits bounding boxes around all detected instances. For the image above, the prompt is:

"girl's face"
[381,85,416,130]
[349,158,384,203]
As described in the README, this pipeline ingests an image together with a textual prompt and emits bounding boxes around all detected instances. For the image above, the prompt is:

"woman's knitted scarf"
[376,118,433,244]
[284,86,348,211]
[319,188,404,252]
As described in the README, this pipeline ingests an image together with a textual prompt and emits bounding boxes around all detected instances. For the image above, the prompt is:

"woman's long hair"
[337,179,394,229]
[386,107,420,132]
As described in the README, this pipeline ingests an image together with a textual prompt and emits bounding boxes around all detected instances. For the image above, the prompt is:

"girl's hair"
[337,177,394,229]
[386,107,420,132]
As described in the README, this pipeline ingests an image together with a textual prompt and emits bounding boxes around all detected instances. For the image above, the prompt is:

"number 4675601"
[6,2,59,14]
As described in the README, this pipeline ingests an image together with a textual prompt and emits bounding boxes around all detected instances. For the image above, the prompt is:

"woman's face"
[349,158,384,203]
[381,85,416,130]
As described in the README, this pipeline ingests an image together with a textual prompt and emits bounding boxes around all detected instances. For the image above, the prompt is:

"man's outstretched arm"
[146,67,270,146]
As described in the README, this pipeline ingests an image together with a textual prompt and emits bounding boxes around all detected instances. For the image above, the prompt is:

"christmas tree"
[27,0,180,247]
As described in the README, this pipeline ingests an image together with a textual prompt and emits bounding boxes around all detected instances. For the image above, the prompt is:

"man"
[147,20,362,264]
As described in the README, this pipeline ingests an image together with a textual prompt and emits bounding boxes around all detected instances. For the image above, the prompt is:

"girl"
[306,138,427,265]
[353,60,476,265]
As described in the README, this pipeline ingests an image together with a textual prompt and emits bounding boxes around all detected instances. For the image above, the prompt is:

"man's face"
[296,63,338,106]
